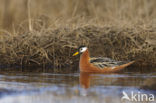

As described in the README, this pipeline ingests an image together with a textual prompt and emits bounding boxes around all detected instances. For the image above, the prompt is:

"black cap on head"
[77,45,88,53]
[78,46,86,50]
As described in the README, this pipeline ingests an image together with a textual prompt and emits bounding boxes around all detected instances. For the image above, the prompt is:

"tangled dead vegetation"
[0,23,155,71]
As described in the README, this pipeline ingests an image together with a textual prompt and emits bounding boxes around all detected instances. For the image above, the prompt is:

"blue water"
[0,72,155,103]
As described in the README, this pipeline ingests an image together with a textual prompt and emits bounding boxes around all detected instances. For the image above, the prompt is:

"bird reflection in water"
[80,72,91,89]
[79,72,91,96]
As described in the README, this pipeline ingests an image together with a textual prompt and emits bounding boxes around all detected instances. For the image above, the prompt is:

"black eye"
[80,48,83,51]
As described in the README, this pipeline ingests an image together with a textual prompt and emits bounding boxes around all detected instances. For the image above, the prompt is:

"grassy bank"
[0,0,156,71]
[0,23,155,70]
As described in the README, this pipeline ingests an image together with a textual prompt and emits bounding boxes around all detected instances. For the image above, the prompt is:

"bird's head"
[73,46,88,56]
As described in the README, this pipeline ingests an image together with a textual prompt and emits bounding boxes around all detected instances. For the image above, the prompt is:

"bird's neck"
[80,49,90,69]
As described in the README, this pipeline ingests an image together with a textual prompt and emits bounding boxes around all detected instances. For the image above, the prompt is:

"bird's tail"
[113,61,135,72]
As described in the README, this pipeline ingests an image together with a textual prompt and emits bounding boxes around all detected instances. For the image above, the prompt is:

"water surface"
[0,71,155,103]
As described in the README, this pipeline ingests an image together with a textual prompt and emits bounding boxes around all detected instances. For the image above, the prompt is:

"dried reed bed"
[0,22,155,70]
[0,0,156,71]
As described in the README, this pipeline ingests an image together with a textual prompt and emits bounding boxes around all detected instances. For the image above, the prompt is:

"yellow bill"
[73,51,79,56]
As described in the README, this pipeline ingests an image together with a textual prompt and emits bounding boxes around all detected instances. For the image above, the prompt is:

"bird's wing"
[89,57,126,69]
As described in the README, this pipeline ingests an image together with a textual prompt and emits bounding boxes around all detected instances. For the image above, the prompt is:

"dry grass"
[0,0,156,71]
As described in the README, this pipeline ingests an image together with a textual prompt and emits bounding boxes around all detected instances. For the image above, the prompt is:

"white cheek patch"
[81,47,87,52]
[111,67,116,69]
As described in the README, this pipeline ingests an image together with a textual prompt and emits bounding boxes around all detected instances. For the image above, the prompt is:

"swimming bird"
[73,46,135,73]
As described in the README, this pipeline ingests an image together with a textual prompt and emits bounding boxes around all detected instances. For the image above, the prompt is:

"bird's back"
[90,57,127,69]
